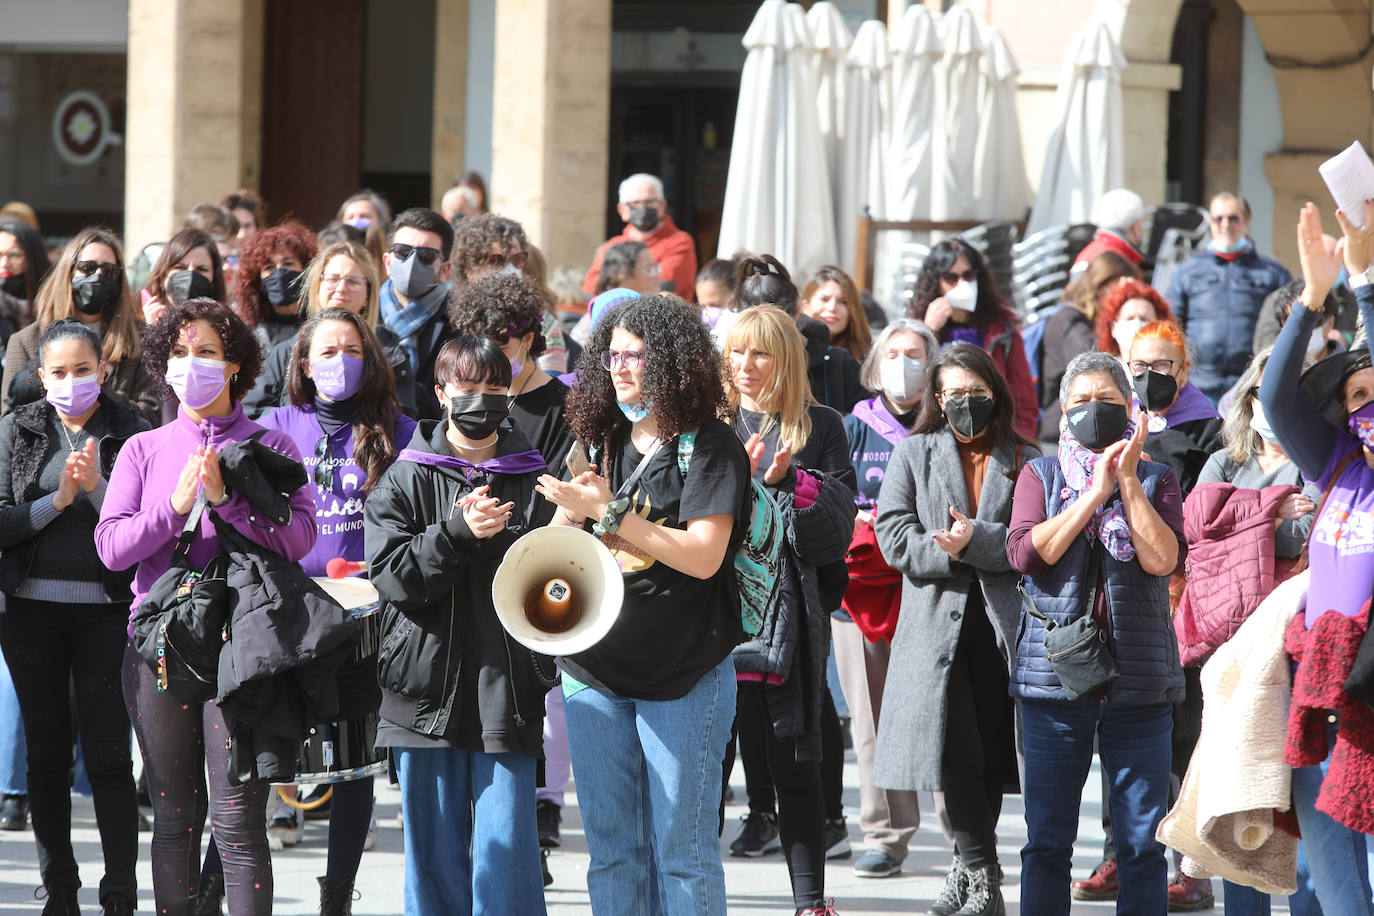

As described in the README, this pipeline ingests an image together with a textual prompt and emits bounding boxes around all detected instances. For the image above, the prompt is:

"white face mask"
[1306,327,1327,358]
[945,280,978,313]
[497,263,522,278]
[879,356,925,404]
[1250,399,1277,443]
[1114,318,1146,354]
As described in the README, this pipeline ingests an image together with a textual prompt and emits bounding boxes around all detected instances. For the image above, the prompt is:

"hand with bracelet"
[536,470,620,531]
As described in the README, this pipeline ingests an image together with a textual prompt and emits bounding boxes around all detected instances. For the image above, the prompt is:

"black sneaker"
[537,799,561,848]
[824,818,851,860]
[928,856,968,916]
[729,810,780,857]
[0,794,28,831]
[102,893,136,916]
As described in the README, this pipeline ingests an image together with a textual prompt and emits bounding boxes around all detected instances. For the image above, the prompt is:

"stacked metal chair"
[884,220,1023,320]
[1010,223,1097,324]
[1141,203,1209,293]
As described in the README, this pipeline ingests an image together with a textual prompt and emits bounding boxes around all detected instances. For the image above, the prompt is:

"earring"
[231,372,238,383]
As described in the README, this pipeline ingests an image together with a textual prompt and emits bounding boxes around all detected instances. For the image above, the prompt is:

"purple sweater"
[258,404,416,577]
[95,403,318,623]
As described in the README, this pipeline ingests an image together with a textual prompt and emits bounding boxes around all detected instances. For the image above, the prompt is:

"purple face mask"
[45,373,101,417]
[166,356,229,409]
[1350,399,1374,451]
[310,353,365,401]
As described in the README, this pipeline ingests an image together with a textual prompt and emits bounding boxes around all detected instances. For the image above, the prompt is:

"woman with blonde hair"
[800,266,874,365]
[723,305,856,916]
[2,227,160,425]
[243,240,415,416]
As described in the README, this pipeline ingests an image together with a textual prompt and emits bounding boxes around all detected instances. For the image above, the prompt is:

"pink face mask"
[166,356,229,409]
[45,373,101,418]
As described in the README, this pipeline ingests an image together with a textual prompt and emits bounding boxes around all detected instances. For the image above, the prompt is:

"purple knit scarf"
[1056,418,1137,562]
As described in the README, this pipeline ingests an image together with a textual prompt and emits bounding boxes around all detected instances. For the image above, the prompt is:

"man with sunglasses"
[379,207,455,420]
[1163,191,1291,405]
[581,173,697,301]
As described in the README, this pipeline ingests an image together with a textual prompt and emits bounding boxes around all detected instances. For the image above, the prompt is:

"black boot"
[927,856,967,916]
[318,875,355,916]
[37,883,80,916]
[954,863,1005,916]
[189,873,225,916]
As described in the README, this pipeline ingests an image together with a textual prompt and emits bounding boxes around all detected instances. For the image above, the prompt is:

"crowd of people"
[0,172,1371,916]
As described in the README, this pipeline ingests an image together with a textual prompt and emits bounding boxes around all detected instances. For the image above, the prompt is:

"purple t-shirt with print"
[1307,438,1374,626]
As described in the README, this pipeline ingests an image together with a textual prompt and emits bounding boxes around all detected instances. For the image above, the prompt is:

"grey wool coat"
[871,428,1034,792]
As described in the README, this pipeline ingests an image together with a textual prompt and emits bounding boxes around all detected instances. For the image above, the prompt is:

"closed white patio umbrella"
[1026,20,1126,235]
[931,5,982,221]
[972,27,1031,221]
[836,19,890,269]
[888,4,940,225]
[807,0,850,238]
[718,0,837,276]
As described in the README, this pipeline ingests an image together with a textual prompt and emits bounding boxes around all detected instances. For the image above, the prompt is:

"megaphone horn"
[491,526,625,654]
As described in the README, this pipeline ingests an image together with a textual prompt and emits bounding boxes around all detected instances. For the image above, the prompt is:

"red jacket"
[1176,482,1299,666]
[1072,229,1144,270]
[582,214,699,301]
[981,319,1039,441]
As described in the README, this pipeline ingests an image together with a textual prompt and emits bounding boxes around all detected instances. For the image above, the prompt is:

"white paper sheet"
[1319,141,1374,229]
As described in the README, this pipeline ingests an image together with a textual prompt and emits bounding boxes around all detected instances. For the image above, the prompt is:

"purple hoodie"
[257,404,416,578]
[95,403,319,623]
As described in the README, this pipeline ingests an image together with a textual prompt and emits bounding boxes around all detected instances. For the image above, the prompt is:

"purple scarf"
[1056,417,1137,562]
[397,447,547,484]
[1161,382,1220,429]
[852,396,909,446]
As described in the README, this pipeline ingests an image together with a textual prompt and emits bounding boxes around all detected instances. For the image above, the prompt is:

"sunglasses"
[940,269,977,285]
[601,349,645,370]
[74,260,122,280]
[313,435,334,490]
[1210,214,1243,225]
[479,250,528,272]
[389,243,443,266]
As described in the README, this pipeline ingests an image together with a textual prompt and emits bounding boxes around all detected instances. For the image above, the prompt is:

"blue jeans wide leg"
[566,656,735,916]
[1098,702,1173,916]
[393,747,544,916]
[1291,757,1374,916]
[1019,698,1099,916]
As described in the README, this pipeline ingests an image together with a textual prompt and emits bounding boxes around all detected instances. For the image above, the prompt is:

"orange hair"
[1095,280,1175,355]
[1129,320,1188,362]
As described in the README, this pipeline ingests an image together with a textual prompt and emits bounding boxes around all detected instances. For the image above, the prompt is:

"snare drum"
[293,577,387,784]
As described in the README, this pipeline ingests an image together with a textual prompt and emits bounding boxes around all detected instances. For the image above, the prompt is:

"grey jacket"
[871,429,1033,791]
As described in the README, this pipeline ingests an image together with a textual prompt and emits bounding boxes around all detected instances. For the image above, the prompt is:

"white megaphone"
[491,526,625,654]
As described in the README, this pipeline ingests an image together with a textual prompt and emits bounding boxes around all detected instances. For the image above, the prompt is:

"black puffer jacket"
[364,419,554,755]
[733,469,855,759]
[798,315,868,413]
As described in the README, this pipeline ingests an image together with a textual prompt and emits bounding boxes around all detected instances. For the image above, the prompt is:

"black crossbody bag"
[1018,542,1119,700]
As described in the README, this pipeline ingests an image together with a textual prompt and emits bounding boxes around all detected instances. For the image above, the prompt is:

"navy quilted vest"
[1012,454,1185,705]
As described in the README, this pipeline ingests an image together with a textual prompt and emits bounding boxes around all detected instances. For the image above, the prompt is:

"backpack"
[677,431,784,639]
[1020,309,1054,400]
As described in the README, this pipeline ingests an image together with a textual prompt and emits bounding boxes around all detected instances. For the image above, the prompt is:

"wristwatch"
[592,496,630,538]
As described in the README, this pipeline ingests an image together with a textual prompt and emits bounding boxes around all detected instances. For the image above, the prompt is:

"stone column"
[124,0,262,253]
[431,0,469,208]
[489,0,610,269]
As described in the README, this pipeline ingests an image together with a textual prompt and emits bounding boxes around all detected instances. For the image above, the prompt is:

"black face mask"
[261,267,303,308]
[1066,400,1130,450]
[628,205,661,233]
[1132,369,1178,413]
[71,272,120,316]
[448,392,510,440]
[0,273,24,298]
[166,269,215,306]
[944,396,995,440]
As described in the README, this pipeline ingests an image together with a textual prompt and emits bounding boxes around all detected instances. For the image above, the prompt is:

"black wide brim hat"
[1300,347,1372,430]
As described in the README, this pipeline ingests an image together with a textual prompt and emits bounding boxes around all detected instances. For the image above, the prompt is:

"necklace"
[58,419,86,454]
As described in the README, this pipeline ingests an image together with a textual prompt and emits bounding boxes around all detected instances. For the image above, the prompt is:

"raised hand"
[763,439,793,486]
[69,439,100,494]
[1296,202,1344,295]
[924,296,953,333]
[1116,417,1147,483]
[198,446,226,504]
[460,484,514,539]
[1334,199,1374,276]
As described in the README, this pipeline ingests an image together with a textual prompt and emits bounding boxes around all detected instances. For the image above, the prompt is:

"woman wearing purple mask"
[255,307,413,910]
[0,319,148,914]
[95,297,317,916]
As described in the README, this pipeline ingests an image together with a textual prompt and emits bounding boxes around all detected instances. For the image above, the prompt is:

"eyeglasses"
[389,243,443,266]
[940,388,991,400]
[1210,214,1243,225]
[1129,358,1180,375]
[479,250,528,272]
[601,349,645,370]
[321,274,367,292]
[313,435,334,490]
[73,260,122,280]
[940,269,977,285]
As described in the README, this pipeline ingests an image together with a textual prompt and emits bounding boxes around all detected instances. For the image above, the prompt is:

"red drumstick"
[326,557,367,579]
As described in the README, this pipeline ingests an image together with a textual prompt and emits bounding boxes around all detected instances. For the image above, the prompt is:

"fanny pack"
[1019,542,1118,700]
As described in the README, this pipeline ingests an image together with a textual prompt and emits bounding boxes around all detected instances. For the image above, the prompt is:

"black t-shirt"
[511,377,576,473]
[559,418,750,701]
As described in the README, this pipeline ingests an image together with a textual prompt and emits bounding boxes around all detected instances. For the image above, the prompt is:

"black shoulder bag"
[1018,541,1119,700]
[129,492,232,703]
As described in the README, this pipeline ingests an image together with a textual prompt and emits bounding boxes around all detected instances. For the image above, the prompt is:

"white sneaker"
[265,789,304,849]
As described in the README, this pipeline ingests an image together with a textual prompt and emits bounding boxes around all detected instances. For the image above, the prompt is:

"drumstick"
[326,557,367,579]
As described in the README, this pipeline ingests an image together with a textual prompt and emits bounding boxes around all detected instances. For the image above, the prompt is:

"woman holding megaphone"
[363,334,554,915]
[535,294,752,916]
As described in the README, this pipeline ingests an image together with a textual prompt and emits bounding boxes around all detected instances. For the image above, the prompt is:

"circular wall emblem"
[52,90,115,166]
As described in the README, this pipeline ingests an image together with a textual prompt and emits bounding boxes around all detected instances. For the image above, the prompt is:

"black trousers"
[734,687,845,821]
[939,590,1013,870]
[0,598,137,903]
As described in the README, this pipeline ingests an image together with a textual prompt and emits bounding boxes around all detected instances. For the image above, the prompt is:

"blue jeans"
[0,643,26,795]
[392,747,544,916]
[1020,698,1173,916]
[1222,838,1322,915]
[1289,748,1374,916]
[565,656,735,916]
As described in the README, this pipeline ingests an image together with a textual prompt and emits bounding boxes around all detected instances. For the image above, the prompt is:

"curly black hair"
[565,294,726,445]
[448,271,548,358]
[141,296,263,404]
[452,213,528,281]
[909,238,1016,330]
